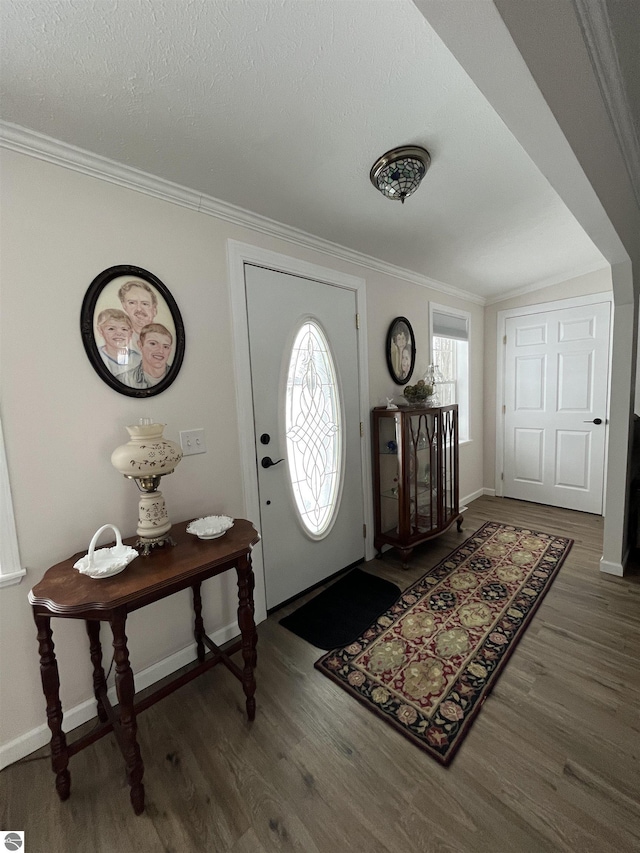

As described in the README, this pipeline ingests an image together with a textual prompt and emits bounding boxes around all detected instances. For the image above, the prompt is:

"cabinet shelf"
[381,484,436,502]
[372,405,463,567]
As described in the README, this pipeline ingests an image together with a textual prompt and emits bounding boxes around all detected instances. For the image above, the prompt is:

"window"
[285,320,343,538]
[430,305,470,442]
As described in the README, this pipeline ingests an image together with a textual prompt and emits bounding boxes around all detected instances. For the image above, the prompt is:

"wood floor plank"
[2,496,639,852]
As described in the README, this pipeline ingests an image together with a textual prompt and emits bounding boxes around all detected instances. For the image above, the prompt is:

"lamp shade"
[370,145,431,203]
[111,422,182,478]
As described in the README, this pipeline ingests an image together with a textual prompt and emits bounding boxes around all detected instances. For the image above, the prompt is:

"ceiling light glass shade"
[370,146,431,203]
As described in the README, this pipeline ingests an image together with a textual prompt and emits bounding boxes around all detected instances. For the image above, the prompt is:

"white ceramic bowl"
[187,515,234,539]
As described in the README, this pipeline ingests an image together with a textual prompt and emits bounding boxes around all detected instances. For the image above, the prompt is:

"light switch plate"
[180,429,206,456]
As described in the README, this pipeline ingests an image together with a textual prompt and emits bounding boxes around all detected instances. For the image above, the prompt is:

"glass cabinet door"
[376,413,400,539]
[406,411,438,535]
[441,406,458,522]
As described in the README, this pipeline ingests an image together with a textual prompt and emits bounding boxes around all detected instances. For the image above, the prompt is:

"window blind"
[432,310,468,341]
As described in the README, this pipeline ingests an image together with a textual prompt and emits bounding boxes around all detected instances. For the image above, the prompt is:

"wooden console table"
[28,518,260,815]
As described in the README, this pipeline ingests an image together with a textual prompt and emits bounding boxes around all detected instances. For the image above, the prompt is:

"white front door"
[503,300,611,513]
[245,264,364,609]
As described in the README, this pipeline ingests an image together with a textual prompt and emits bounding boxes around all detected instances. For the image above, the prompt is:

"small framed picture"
[80,265,185,398]
[386,316,416,385]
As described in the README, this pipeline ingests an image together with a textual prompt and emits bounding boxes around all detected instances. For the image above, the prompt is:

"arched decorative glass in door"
[285,320,343,538]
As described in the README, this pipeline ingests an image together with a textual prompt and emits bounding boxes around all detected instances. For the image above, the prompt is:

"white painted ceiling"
[0,0,611,301]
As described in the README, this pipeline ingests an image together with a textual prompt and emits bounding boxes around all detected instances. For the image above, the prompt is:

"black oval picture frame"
[80,265,185,398]
[386,316,416,385]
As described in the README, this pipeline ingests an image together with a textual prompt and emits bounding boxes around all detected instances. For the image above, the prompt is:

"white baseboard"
[0,618,242,770]
[599,556,624,576]
[460,488,489,506]
[483,488,496,497]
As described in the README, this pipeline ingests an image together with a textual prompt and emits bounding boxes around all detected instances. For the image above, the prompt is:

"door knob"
[583,418,603,425]
[261,456,284,468]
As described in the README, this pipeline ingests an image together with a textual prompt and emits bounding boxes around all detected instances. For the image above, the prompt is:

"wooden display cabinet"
[372,405,463,566]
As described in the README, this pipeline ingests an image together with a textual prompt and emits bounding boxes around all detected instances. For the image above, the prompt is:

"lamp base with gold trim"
[136,489,176,556]
[135,532,177,557]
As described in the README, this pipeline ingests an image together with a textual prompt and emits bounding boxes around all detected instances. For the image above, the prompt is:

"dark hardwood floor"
[2,496,639,852]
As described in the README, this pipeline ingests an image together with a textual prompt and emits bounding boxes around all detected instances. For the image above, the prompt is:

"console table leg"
[236,554,257,721]
[86,620,108,722]
[111,612,145,815]
[192,582,205,663]
[247,564,257,668]
[34,613,70,801]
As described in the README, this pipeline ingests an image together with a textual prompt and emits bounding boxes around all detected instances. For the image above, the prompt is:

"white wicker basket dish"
[73,524,138,579]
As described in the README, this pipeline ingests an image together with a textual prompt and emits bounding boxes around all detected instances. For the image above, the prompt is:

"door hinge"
[503,335,507,345]
[363,523,367,538]
[502,404,506,414]
[501,472,504,481]
[360,421,364,437]
[356,313,360,330]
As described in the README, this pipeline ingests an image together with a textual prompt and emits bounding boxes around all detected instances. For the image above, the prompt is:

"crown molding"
[484,260,610,306]
[0,120,486,306]
[0,121,202,211]
[573,0,640,210]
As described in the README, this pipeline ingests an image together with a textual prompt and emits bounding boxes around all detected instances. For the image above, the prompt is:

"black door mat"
[278,568,401,650]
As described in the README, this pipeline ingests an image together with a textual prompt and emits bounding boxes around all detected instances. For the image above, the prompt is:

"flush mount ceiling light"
[370,145,431,203]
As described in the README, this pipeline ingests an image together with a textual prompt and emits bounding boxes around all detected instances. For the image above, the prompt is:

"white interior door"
[245,264,364,609]
[503,301,611,513]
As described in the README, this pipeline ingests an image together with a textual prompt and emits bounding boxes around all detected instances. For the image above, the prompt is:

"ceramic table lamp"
[111,419,182,555]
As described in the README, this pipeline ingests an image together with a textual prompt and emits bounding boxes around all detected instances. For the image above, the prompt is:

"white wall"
[366,272,484,498]
[0,148,484,762]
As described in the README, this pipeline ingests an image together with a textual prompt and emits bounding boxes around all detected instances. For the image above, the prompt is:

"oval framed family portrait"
[80,265,185,398]
[386,316,416,385]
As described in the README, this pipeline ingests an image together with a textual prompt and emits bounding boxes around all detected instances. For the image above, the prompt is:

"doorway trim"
[495,290,613,508]
[227,240,372,622]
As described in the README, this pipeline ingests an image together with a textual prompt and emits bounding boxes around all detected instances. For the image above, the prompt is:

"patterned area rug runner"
[315,521,573,765]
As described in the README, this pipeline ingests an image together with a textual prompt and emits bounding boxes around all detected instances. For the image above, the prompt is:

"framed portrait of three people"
[80,265,185,398]
[386,316,415,385]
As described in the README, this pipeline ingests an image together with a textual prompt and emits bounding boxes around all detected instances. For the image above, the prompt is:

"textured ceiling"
[0,0,609,300]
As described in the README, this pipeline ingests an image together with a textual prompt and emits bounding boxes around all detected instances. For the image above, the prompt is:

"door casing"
[228,240,372,623]
[495,290,613,511]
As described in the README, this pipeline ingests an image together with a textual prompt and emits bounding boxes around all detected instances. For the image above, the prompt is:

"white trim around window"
[0,415,25,587]
[429,302,471,442]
